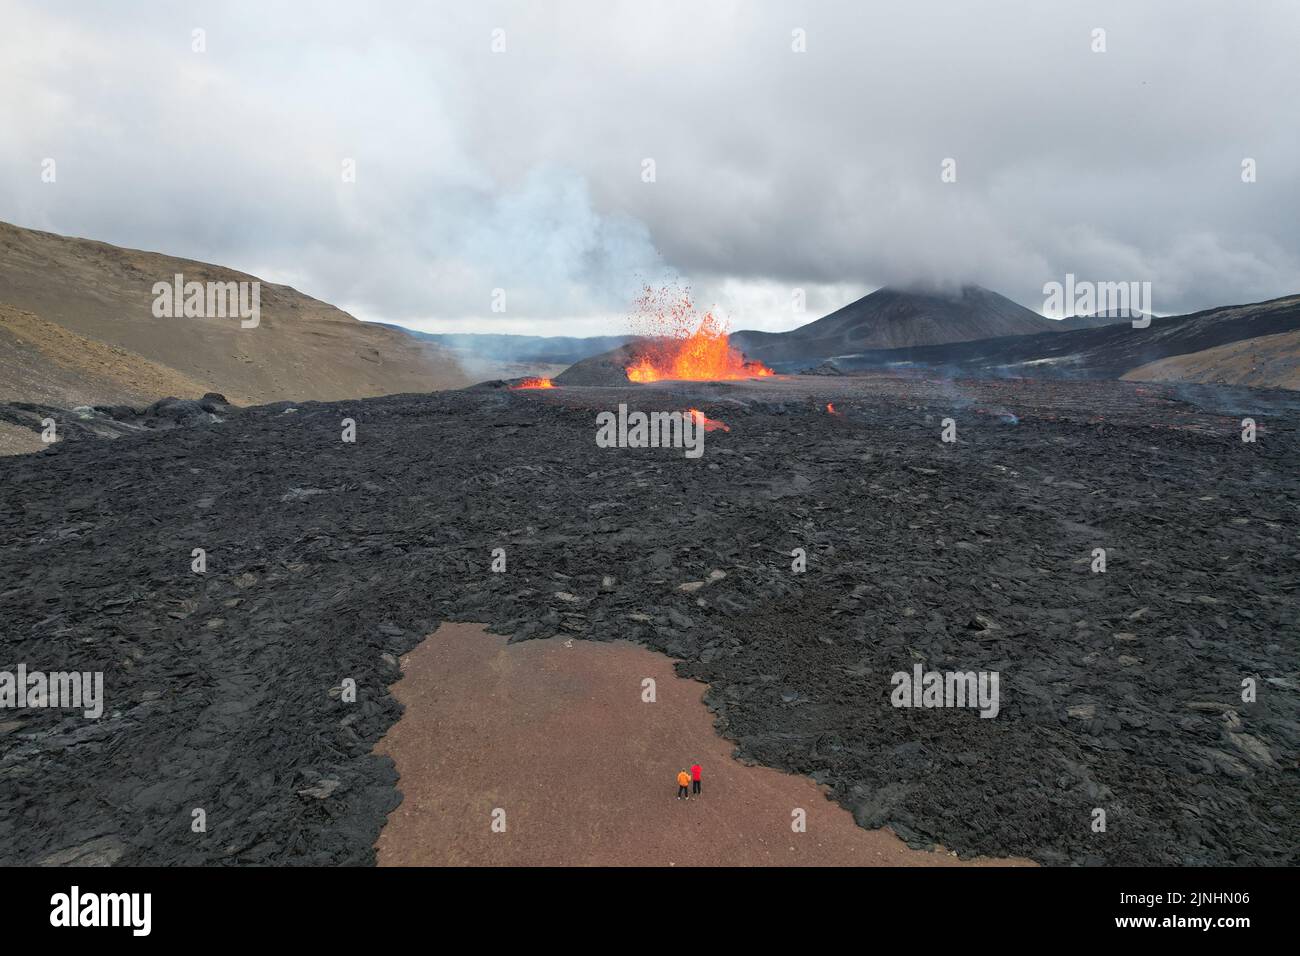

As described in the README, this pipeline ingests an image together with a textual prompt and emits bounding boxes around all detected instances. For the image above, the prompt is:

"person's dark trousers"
[692,779,701,795]
[678,785,689,799]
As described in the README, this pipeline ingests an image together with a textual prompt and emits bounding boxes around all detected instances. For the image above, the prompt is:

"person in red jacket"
[690,762,702,796]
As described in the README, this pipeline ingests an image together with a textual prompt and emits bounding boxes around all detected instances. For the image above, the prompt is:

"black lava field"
[1,375,1296,866]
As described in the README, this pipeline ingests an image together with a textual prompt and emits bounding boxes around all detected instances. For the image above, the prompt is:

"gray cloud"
[2,0,1296,334]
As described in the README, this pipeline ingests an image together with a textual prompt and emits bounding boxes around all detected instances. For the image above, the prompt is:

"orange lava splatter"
[826,403,837,414]
[511,378,555,389]
[623,285,773,382]
[688,408,730,432]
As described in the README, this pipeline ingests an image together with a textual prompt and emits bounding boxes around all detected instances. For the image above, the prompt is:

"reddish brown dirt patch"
[374,623,1033,867]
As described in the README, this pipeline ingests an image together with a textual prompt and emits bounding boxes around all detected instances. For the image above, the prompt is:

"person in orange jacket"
[676,769,691,800]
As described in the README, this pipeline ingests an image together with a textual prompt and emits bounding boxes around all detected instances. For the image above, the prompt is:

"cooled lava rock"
[1,376,1296,866]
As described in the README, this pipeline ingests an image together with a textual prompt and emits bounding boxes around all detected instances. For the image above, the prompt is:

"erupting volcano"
[622,285,773,383]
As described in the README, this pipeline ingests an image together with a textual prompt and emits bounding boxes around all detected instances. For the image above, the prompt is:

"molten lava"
[511,378,555,389]
[688,408,730,432]
[623,286,773,383]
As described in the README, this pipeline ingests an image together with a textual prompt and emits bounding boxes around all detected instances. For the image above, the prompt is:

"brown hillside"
[0,220,467,408]
[1122,329,1300,390]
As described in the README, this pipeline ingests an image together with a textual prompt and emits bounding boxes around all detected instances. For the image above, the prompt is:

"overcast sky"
[2,1,1297,334]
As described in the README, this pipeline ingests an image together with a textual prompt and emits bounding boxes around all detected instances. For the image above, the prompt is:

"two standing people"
[676,763,703,800]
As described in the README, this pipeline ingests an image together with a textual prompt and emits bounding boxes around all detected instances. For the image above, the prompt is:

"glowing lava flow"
[688,408,730,432]
[511,378,555,389]
[623,286,773,383]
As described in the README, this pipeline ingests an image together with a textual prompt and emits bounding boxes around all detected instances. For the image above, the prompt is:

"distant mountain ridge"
[392,330,634,366]
[731,285,1064,364]
[1056,310,1145,331]
[820,293,1300,383]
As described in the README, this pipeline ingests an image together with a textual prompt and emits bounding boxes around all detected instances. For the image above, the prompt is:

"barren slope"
[1122,329,1300,390]
[0,220,467,407]
[0,304,212,405]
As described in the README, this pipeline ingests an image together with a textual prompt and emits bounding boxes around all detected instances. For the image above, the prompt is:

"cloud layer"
[2,0,1296,333]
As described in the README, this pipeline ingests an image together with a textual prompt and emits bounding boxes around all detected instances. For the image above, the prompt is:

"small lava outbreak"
[623,285,773,382]
[688,407,730,432]
[511,377,555,389]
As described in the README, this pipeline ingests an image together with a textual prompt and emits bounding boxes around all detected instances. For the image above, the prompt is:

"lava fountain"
[624,286,773,383]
